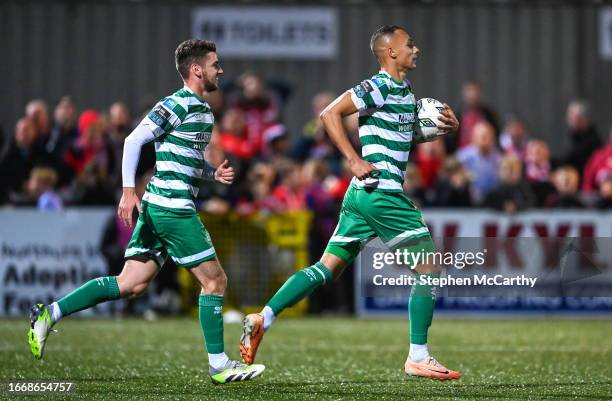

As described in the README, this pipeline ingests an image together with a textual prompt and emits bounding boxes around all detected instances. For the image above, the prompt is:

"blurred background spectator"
[0,117,39,203]
[25,100,50,142]
[433,158,473,207]
[484,156,535,214]
[545,166,584,208]
[500,115,529,160]
[229,72,281,156]
[4,89,610,215]
[27,167,63,211]
[524,140,555,207]
[456,121,501,203]
[582,126,612,195]
[558,100,602,173]
[449,81,499,153]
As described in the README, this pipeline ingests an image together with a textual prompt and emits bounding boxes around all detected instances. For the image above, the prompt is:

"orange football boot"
[404,356,461,380]
[239,313,265,364]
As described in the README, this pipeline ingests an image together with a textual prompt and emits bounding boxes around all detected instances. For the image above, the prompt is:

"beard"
[203,74,218,92]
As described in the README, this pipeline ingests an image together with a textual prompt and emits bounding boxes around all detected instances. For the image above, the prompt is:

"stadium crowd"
[1,76,611,216]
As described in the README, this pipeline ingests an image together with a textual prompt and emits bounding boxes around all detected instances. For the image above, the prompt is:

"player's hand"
[437,103,459,133]
[214,159,234,185]
[118,188,142,228]
[349,158,377,180]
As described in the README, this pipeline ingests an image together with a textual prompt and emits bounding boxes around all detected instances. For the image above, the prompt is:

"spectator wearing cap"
[262,123,291,164]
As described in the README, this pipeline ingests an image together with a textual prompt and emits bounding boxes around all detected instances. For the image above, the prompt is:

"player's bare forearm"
[320,92,375,179]
[320,92,361,162]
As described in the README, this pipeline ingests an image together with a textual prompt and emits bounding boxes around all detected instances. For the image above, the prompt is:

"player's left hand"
[214,159,234,184]
[437,103,459,133]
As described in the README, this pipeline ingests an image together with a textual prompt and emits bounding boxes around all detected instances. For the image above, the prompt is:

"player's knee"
[118,279,149,299]
[130,282,149,298]
[319,254,347,282]
[202,270,227,294]
[414,263,439,275]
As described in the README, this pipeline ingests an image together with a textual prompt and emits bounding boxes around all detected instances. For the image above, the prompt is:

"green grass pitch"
[2,317,611,400]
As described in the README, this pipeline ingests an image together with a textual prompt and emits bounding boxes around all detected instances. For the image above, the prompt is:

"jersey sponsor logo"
[398,113,416,124]
[195,132,212,142]
[353,80,374,98]
[163,98,177,110]
[148,105,170,127]
[372,77,385,88]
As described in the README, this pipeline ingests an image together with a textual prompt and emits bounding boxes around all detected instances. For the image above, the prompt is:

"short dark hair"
[175,39,217,79]
[370,25,405,56]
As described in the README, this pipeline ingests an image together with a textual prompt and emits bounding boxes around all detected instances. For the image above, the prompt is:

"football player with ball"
[240,25,461,380]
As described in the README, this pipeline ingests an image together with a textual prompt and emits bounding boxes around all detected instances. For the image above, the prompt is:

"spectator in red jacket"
[271,162,306,211]
[413,139,445,190]
[218,108,255,160]
[594,172,612,210]
[582,126,612,193]
[231,73,280,155]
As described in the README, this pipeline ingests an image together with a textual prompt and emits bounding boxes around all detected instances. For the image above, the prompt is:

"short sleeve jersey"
[349,71,417,192]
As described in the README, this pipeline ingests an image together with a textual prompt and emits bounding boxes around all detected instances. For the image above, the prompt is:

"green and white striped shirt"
[142,86,214,213]
[349,71,416,192]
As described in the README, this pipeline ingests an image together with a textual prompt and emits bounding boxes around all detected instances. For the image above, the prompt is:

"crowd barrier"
[1,209,610,317]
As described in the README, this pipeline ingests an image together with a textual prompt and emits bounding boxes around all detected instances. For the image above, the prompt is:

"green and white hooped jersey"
[142,86,213,213]
[349,71,416,192]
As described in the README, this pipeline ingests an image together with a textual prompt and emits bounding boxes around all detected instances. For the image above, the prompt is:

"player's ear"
[388,47,397,59]
[192,64,202,79]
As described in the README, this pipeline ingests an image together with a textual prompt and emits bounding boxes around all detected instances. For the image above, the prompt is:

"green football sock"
[267,262,333,315]
[409,274,438,345]
[56,276,121,317]
[199,294,224,354]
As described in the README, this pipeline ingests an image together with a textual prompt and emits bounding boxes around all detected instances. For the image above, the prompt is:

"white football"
[415,98,446,142]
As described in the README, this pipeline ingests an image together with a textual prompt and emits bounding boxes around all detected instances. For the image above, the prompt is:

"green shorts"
[325,185,434,263]
[124,204,216,268]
